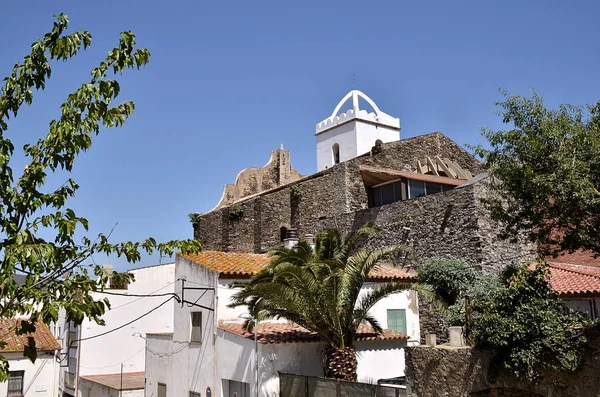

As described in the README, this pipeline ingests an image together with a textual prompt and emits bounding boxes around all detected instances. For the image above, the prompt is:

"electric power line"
[69,296,176,347]
[97,291,177,299]
[77,347,145,369]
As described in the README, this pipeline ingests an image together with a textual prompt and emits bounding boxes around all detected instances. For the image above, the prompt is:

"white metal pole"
[254,320,258,397]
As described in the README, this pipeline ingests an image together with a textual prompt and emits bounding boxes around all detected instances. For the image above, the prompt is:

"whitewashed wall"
[78,263,176,378]
[0,353,58,397]
[362,284,420,343]
[79,379,143,397]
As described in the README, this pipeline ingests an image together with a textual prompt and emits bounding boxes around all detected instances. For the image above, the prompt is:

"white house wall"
[355,340,406,383]
[78,263,176,377]
[79,380,143,397]
[360,284,420,343]
[1,353,58,397]
[217,333,407,397]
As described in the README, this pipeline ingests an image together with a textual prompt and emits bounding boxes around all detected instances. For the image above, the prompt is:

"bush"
[471,263,596,381]
[418,258,478,306]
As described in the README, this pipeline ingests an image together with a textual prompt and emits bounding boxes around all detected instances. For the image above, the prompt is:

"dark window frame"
[190,312,202,343]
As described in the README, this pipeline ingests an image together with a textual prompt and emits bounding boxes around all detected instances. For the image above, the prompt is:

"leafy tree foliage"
[473,91,600,257]
[0,14,201,378]
[471,264,595,381]
[417,258,477,306]
[229,226,416,381]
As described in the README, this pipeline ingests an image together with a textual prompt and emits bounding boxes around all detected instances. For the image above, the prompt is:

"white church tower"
[315,90,400,171]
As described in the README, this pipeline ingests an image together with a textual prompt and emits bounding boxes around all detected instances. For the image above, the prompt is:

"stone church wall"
[192,132,533,343]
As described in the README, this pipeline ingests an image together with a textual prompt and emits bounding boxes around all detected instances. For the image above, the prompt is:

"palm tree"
[228,225,416,382]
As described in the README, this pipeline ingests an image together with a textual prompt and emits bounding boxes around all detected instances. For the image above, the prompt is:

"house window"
[158,383,167,397]
[191,312,202,343]
[387,309,407,334]
[108,276,129,290]
[189,392,201,397]
[564,299,597,319]
[228,380,250,397]
[332,143,340,165]
[7,371,24,397]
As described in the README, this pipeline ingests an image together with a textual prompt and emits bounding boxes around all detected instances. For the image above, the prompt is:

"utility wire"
[96,291,177,299]
[78,347,145,369]
[105,279,180,310]
[69,296,176,347]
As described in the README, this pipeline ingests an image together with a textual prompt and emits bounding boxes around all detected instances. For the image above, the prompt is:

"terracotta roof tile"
[545,263,600,296]
[0,319,61,353]
[180,251,416,281]
[80,372,145,391]
[548,250,600,267]
[219,322,409,344]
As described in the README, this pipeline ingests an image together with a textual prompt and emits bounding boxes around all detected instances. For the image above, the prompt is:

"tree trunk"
[324,345,358,381]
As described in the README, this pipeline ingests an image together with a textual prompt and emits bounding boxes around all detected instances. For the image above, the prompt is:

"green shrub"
[418,258,477,306]
[471,263,596,381]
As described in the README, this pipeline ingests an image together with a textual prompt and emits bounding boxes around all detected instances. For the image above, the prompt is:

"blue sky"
[1,0,599,270]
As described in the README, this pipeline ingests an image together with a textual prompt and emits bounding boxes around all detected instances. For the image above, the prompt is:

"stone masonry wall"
[193,132,531,343]
[404,337,600,397]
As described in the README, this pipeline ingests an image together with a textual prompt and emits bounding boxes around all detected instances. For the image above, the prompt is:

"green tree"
[0,14,201,378]
[473,91,600,257]
[471,264,595,381]
[229,226,416,382]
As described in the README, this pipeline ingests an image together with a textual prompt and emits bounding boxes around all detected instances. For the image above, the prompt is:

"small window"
[280,226,288,243]
[425,182,443,195]
[191,312,202,343]
[332,143,340,165]
[108,276,129,290]
[387,309,407,334]
[408,180,426,199]
[158,383,167,397]
[8,371,24,397]
[190,391,201,397]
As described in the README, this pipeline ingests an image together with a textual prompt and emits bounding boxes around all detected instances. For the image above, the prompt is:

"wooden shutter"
[387,309,407,334]
[8,371,24,397]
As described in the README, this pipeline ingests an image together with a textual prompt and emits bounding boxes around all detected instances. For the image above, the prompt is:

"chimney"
[284,228,299,249]
[304,234,315,250]
[102,264,114,275]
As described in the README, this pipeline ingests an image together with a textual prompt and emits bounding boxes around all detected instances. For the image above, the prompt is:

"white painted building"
[145,251,419,397]
[0,318,61,397]
[316,90,400,171]
[58,263,177,397]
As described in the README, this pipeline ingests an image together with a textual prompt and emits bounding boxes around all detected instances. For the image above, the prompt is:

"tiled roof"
[548,250,600,267]
[0,319,60,353]
[219,322,409,344]
[80,372,145,391]
[546,262,600,296]
[180,251,416,281]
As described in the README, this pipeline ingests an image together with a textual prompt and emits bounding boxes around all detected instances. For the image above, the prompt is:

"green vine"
[188,213,201,227]
[291,183,303,199]
[228,205,244,221]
